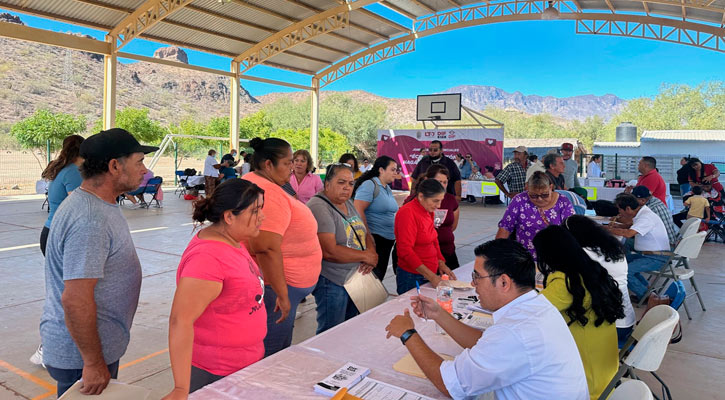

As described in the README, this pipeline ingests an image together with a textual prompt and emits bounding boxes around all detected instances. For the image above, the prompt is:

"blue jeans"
[312,274,359,334]
[396,268,429,295]
[46,360,119,397]
[626,252,669,299]
[617,326,634,349]
[263,283,315,357]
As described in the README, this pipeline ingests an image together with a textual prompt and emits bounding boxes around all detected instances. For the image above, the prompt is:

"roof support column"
[310,77,320,167]
[230,61,241,152]
[102,35,117,130]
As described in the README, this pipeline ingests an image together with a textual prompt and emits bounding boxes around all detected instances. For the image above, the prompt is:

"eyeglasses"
[528,192,551,200]
[472,270,503,284]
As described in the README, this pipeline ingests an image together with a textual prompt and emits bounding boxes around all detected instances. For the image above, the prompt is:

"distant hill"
[442,85,625,121]
[0,13,625,135]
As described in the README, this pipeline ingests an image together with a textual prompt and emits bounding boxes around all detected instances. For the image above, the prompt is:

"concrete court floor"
[0,192,724,399]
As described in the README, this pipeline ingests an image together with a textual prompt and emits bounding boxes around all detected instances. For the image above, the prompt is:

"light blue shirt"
[354,177,398,240]
[41,189,142,369]
[45,164,83,228]
[440,290,589,400]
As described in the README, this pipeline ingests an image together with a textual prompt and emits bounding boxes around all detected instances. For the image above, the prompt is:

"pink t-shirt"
[242,172,323,288]
[176,234,266,376]
[289,172,323,204]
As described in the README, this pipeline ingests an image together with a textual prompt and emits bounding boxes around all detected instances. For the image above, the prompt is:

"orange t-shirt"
[242,172,322,288]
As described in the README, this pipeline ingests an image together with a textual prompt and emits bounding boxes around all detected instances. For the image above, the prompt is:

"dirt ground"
[0,150,205,196]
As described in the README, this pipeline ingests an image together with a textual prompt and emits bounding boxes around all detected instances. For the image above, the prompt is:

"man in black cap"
[40,128,158,397]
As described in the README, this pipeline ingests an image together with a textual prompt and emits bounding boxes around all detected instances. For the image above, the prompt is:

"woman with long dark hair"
[339,153,361,179]
[688,157,723,192]
[164,179,266,399]
[353,156,399,280]
[242,137,323,356]
[534,225,624,400]
[563,215,636,345]
[405,164,460,270]
[30,135,85,367]
[40,135,85,255]
[394,179,456,294]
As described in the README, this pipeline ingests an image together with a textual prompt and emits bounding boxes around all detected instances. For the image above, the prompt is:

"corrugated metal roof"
[593,142,641,148]
[641,130,725,142]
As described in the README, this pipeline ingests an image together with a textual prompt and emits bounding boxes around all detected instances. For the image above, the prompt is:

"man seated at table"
[629,156,667,205]
[631,186,678,247]
[385,239,589,400]
[607,193,670,302]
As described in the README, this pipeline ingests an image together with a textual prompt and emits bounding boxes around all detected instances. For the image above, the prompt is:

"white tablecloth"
[461,180,505,202]
[191,263,477,400]
[183,175,205,186]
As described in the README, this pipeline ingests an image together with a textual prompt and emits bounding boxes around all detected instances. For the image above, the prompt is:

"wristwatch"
[400,329,417,345]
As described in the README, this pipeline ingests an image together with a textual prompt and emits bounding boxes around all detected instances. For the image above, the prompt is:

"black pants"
[372,234,395,281]
[190,366,225,393]
[443,250,460,271]
[39,226,50,256]
[673,211,688,228]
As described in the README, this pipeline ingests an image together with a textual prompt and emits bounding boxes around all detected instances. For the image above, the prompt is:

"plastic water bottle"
[436,274,454,334]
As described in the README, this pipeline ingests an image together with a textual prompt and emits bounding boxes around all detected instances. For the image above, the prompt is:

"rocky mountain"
[0,14,257,129]
[0,14,625,134]
[442,85,625,121]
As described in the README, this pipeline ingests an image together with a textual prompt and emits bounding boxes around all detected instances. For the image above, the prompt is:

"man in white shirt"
[203,149,222,195]
[608,193,670,301]
[385,239,589,400]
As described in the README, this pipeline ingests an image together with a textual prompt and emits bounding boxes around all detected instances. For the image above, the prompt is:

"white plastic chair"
[678,218,701,241]
[608,380,653,400]
[599,305,679,400]
[641,231,707,319]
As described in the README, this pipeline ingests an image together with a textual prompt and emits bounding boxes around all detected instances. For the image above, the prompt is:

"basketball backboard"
[416,93,462,121]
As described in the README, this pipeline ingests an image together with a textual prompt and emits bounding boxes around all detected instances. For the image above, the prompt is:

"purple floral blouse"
[498,192,575,260]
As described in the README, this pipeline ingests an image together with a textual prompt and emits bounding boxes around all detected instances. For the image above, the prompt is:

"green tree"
[92,107,166,145]
[11,109,86,169]
[320,94,386,158]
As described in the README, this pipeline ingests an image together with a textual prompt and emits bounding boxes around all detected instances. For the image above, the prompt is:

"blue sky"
[4,8,724,100]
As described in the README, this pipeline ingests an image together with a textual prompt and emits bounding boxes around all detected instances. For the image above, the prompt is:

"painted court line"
[0,227,170,253]
[0,359,55,392]
[0,243,39,252]
[120,348,169,370]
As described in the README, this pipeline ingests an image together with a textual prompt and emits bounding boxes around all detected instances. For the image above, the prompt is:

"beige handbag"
[344,269,388,314]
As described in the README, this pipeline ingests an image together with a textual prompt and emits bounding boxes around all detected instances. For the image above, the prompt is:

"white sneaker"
[29,345,45,368]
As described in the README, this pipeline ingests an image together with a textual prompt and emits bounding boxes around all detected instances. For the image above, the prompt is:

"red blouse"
[394,198,445,275]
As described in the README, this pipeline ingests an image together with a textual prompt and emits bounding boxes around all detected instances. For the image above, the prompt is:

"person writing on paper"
[534,226,624,399]
[394,179,456,294]
[242,137,323,356]
[164,179,266,399]
[308,163,377,333]
[385,239,589,400]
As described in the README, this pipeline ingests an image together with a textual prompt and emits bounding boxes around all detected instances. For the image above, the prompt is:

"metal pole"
[174,142,178,185]
[46,139,51,165]
[615,153,619,179]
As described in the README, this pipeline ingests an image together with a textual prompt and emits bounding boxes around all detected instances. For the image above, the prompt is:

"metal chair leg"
[650,371,673,400]
[689,277,707,311]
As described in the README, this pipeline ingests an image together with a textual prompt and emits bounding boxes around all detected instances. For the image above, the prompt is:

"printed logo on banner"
[486,138,497,146]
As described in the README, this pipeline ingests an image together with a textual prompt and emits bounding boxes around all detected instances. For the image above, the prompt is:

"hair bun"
[249,137,264,151]
[191,196,214,224]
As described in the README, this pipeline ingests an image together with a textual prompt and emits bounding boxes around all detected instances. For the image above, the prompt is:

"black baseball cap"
[80,128,159,160]
[632,185,651,199]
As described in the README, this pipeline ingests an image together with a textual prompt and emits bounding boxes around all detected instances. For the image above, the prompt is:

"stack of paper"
[314,363,371,396]
[58,380,150,400]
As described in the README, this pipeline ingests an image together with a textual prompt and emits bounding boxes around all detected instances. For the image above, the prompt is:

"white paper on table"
[348,377,436,400]
[58,379,150,400]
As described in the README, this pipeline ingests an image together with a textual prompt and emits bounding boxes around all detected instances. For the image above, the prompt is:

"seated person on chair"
[385,239,589,400]
[606,194,670,302]
[123,169,154,208]
[684,186,711,225]
[630,186,678,247]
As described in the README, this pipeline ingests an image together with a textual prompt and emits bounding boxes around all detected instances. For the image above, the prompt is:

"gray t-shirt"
[307,194,367,286]
[40,189,142,369]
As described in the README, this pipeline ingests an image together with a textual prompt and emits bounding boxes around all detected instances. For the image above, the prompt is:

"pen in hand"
[415,281,428,321]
